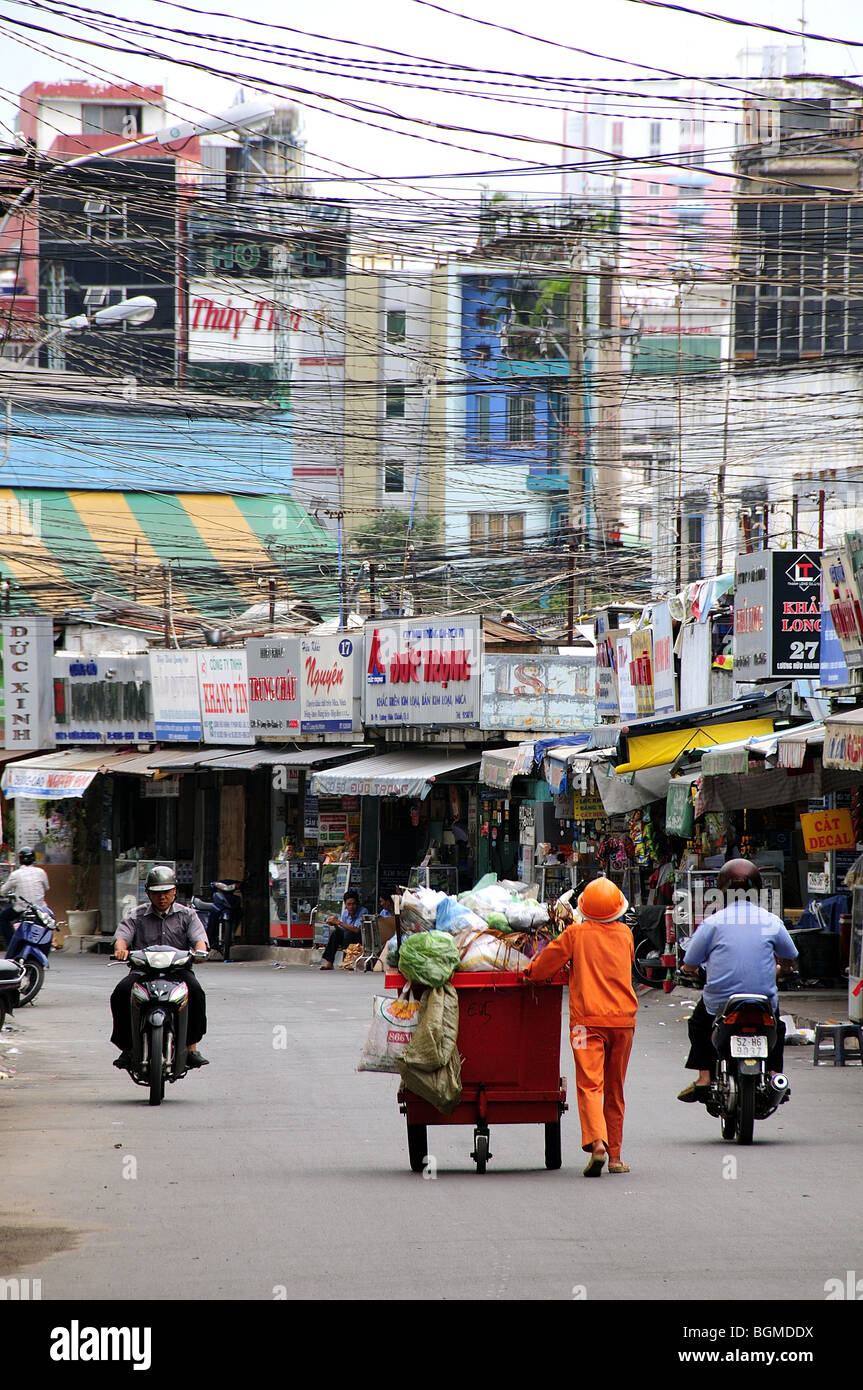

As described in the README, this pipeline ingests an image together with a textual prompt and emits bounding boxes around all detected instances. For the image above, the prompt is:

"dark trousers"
[0,904,16,950]
[322,925,361,964]
[110,970,206,1050]
[685,997,786,1077]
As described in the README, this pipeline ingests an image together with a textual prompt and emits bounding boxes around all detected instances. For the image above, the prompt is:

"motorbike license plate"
[730,1036,768,1058]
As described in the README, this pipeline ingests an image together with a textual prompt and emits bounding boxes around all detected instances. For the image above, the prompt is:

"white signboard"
[651,602,677,717]
[188,278,344,365]
[196,650,251,745]
[614,633,638,721]
[149,650,203,742]
[679,621,712,712]
[54,653,153,745]
[300,633,357,733]
[364,617,482,727]
[246,637,301,736]
[480,654,595,731]
[0,617,55,751]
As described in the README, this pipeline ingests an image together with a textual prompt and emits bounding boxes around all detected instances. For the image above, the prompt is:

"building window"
[548,390,569,468]
[385,384,405,419]
[475,343,491,364]
[611,121,624,152]
[648,182,661,197]
[82,104,143,137]
[470,512,526,553]
[384,461,405,493]
[477,306,493,329]
[83,196,128,242]
[507,392,535,443]
[476,393,490,441]
[386,309,406,343]
[649,121,662,156]
[682,515,703,583]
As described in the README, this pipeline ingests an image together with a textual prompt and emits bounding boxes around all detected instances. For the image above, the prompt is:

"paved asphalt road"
[1,952,861,1305]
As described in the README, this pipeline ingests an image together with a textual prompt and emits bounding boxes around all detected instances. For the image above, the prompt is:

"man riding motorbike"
[111,866,210,1071]
[0,848,50,948]
[677,858,798,1104]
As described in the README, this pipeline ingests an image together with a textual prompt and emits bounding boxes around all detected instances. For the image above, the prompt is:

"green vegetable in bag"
[398,929,460,988]
[484,911,510,932]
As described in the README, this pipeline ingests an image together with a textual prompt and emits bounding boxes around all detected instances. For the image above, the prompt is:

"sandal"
[583,1149,607,1177]
[608,1162,630,1174]
[677,1082,712,1104]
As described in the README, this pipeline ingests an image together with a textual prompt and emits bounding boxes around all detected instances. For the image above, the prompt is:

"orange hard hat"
[577,876,628,923]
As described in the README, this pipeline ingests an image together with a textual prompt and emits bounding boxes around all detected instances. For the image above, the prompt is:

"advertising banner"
[651,602,677,717]
[734,550,821,682]
[0,617,56,750]
[54,653,153,745]
[800,808,855,854]
[822,544,863,671]
[149,650,203,742]
[628,629,654,718]
[364,617,481,727]
[614,632,638,720]
[480,653,595,731]
[196,650,251,744]
[1,764,98,799]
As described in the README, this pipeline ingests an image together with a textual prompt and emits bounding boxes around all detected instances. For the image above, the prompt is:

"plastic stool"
[812,1023,863,1067]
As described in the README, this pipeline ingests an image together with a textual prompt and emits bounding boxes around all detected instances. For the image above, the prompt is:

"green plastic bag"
[398,930,460,988]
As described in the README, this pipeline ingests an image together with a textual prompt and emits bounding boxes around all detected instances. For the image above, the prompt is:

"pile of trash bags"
[386,874,557,975]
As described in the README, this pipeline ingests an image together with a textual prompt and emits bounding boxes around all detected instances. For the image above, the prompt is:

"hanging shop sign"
[1,764,98,800]
[628,629,654,718]
[149,650,203,742]
[53,653,153,745]
[651,602,677,717]
[572,788,605,820]
[364,617,482,726]
[734,550,822,682]
[823,715,863,772]
[614,632,638,721]
[196,649,251,745]
[679,620,712,711]
[0,616,55,750]
[480,654,595,731]
[822,544,863,671]
[300,634,357,733]
[188,278,344,365]
[800,809,856,854]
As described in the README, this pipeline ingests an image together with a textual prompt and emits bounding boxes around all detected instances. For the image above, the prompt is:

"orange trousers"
[571,1025,634,1160]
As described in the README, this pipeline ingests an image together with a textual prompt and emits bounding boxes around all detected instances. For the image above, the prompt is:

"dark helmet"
[717,857,762,892]
[145,865,177,892]
[18,848,36,866]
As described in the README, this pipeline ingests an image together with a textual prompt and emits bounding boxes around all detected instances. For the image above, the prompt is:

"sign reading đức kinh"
[0,617,56,750]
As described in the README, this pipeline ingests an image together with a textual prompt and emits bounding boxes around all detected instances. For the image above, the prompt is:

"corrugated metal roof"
[310,748,480,799]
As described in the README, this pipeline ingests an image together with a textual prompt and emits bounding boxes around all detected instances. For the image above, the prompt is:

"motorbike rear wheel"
[18,960,44,1006]
[736,1074,756,1145]
[632,935,666,988]
[148,1024,165,1106]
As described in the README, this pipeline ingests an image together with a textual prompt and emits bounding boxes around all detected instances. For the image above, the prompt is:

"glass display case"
[538,863,577,904]
[114,858,175,924]
[408,865,459,895]
[269,860,320,945]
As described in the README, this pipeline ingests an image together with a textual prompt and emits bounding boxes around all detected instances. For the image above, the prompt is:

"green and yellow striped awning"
[0,489,336,623]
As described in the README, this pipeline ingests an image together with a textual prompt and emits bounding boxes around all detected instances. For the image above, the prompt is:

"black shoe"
[186,1051,209,1068]
[113,1051,133,1070]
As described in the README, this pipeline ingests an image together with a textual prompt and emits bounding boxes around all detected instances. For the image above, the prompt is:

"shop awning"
[0,745,240,795]
[479,743,535,790]
[595,760,677,814]
[309,749,481,800]
[202,745,373,771]
[614,718,777,774]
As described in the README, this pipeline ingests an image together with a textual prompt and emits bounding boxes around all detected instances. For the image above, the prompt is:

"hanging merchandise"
[629,811,651,867]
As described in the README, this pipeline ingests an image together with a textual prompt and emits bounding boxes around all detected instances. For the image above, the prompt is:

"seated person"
[320,890,366,971]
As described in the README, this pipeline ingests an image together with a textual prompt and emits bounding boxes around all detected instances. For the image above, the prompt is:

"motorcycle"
[4,898,61,1005]
[114,945,207,1106]
[629,905,695,991]
[703,993,790,1145]
[0,957,25,1030]
[191,880,243,962]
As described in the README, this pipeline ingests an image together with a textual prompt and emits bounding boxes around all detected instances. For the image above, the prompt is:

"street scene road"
[1,953,860,1305]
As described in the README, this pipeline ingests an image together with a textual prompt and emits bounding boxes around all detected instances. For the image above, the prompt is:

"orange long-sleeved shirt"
[525,917,637,1028]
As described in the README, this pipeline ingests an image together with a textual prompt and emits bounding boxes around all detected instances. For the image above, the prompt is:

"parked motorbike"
[703,993,790,1145]
[191,880,243,962]
[4,898,61,1005]
[114,945,208,1106]
[629,905,696,991]
[0,957,25,1030]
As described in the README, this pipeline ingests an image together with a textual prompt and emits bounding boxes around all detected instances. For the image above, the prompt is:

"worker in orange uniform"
[522,877,637,1177]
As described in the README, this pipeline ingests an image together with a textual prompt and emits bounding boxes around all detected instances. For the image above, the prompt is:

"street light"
[18,295,158,364]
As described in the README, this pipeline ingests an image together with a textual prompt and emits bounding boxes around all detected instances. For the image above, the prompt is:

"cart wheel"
[544,1119,562,1170]
[472,1130,490,1174]
[407,1123,428,1174]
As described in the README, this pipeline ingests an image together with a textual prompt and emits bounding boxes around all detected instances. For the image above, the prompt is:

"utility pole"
[567,242,586,639]
[272,242,291,404]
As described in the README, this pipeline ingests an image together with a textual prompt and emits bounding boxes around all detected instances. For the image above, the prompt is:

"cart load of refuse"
[386,874,560,972]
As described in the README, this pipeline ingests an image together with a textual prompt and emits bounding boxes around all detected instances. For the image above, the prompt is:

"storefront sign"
[680,620,711,711]
[54,653,153,745]
[246,637,301,735]
[300,634,356,733]
[593,610,620,718]
[614,633,638,720]
[364,617,481,726]
[734,551,821,681]
[188,278,344,365]
[800,809,855,854]
[196,650,251,745]
[572,789,605,820]
[149,650,203,742]
[141,776,181,798]
[651,602,677,716]
[0,617,56,750]
[1,764,98,799]
[822,545,863,671]
[628,629,654,717]
[823,717,863,772]
[480,654,595,731]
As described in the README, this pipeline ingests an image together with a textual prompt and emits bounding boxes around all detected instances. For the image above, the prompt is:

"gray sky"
[1,0,863,199]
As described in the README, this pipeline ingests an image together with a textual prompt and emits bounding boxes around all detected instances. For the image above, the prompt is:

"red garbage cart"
[386,969,568,1174]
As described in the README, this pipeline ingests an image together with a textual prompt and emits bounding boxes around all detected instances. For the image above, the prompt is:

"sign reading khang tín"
[734,550,822,682]
[364,617,482,727]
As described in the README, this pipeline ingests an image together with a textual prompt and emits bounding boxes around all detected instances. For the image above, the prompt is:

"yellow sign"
[573,790,605,819]
[800,809,856,854]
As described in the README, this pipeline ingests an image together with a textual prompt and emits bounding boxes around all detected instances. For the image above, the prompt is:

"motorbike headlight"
[168,983,189,1005]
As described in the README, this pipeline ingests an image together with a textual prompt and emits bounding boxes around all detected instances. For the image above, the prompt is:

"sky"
[1,0,863,202]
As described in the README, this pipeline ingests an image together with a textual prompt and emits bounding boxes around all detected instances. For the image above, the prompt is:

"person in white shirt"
[0,849,50,946]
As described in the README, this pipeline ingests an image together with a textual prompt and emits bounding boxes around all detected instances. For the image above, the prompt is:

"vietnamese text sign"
[480,653,595,731]
[150,650,203,742]
[301,634,356,732]
[364,617,481,726]
[197,650,251,744]
[614,632,638,720]
[651,602,677,717]
[246,637,301,736]
[0,617,55,750]
[1,765,98,800]
[734,550,821,681]
[54,653,153,745]
[822,545,863,670]
[628,629,654,718]
[800,809,855,854]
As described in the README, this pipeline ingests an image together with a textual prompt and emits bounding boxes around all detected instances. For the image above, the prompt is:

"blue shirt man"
[320,891,366,970]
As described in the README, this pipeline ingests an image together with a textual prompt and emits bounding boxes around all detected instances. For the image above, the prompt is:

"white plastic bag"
[399,887,446,934]
[454,928,532,973]
[357,988,421,1073]
[504,899,549,930]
